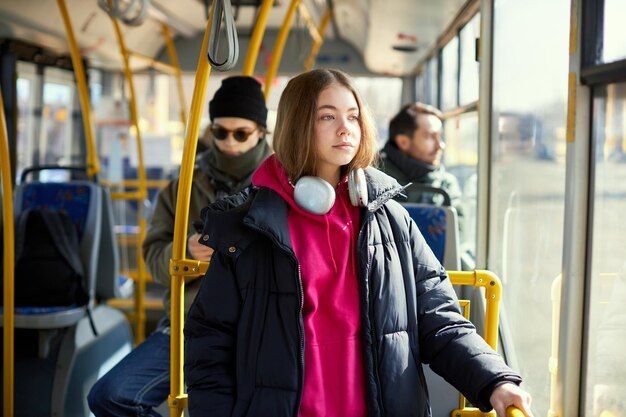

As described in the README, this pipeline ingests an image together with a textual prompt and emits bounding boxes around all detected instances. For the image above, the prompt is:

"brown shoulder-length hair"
[272,68,378,182]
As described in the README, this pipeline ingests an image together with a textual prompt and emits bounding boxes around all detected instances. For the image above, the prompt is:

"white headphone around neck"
[293,168,368,215]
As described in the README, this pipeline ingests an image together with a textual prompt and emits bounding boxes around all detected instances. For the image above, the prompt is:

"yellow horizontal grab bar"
[450,406,526,417]
[107,298,164,310]
[110,191,148,201]
[448,270,502,303]
[103,179,170,189]
[128,50,178,74]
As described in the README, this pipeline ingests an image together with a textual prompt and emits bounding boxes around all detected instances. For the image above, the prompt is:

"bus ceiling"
[0,0,472,77]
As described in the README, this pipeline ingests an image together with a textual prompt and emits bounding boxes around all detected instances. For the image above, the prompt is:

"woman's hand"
[489,382,533,417]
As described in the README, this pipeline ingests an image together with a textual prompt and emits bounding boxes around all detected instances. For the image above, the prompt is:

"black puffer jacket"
[184,168,521,417]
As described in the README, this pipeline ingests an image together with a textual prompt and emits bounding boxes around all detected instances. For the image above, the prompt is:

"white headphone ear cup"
[293,176,336,215]
[348,168,368,207]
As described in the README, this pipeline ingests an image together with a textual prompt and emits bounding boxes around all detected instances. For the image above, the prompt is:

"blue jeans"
[88,318,171,417]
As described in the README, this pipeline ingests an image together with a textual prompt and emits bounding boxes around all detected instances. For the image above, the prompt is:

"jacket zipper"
[295,263,304,417]
[362,214,385,416]
[244,221,305,417]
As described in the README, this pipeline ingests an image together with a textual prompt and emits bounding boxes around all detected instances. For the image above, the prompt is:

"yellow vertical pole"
[56,0,100,178]
[304,8,332,70]
[108,10,149,344]
[480,270,501,350]
[242,0,274,76]
[264,0,300,99]
[168,3,215,415]
[161,23,187,127]
[1,88,15,417]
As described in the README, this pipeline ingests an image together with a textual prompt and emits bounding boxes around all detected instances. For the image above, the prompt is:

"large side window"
[489,0,570,415]
[585,83,626,417]
[581,0,626,415]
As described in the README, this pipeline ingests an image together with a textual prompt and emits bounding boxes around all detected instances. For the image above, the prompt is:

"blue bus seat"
[403,203,461,271]
[3,181,102,328]
[0,179,133,417]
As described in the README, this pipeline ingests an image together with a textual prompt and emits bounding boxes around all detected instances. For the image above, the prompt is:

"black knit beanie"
[209,76,268,127]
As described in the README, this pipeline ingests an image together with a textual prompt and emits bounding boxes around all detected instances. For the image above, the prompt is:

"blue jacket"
[184,168,521,417]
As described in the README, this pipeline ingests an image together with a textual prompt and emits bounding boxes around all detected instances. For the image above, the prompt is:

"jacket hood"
[199,157,407,254]
[251,154,325,221]
[251,154,406,214]
[363,165,407,211]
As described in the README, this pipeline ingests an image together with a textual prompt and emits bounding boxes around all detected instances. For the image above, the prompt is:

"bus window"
[459,13,480,106]
[41,67,76,177]
[440,37,459,112]
[602,0,626,63]
[16,61,37,180]
[585,82,626,417]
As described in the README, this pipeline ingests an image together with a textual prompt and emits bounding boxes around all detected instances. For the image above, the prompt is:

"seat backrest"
[403,203,460,270]
[9,181,102,328]
[95,186,133,299]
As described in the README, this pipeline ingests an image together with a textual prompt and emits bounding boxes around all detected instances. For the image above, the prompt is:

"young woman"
[184,69,533,417]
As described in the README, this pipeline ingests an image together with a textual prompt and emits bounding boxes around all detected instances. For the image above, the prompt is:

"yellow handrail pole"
[448,270,525,417]
[108,8,149,344]
[1,88,15,417]
[264,0,300,99]
[480,270,501,350]
[167,3,215,414]
[56,0,100,179]
[304,8,332,70]
[161,23,188,127]
[507,406,527,417]
[297,3,323,45]
[447,270,500,349]
[242,0,274,76]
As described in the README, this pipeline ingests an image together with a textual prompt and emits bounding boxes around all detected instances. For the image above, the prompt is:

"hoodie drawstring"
[325,214,339,273]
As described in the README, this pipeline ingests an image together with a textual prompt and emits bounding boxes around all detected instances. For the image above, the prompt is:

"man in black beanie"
[88,76,272,417]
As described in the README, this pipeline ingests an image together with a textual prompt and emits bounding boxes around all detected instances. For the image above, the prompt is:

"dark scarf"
[199,139,272,196]
[382,140,436,180]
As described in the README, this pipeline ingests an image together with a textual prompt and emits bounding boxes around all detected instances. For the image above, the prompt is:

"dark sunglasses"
[210,125,260,142]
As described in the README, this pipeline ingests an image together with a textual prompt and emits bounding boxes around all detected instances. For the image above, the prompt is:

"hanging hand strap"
[98,0,150,26]
[207,0,239,71]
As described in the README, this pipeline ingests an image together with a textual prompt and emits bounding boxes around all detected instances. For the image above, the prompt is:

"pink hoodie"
[252,155,367,417]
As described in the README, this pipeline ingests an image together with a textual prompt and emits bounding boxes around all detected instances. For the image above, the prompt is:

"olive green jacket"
[142,167,216,315]
[143,140,272,316]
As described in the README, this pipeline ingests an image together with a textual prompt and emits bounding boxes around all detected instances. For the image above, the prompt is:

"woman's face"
[314,83,361,184]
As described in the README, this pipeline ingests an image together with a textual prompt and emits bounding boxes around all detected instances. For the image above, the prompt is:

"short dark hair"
[388,102,443,144]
